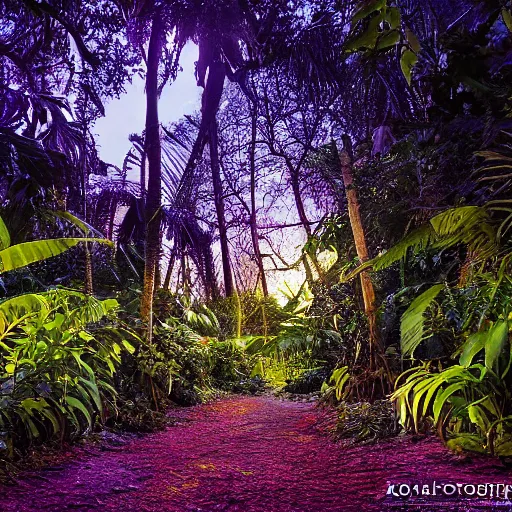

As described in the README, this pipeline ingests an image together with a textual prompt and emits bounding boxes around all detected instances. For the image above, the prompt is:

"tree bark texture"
[337,137,380,366]
[210,116,234,297]
[140,14,164,337]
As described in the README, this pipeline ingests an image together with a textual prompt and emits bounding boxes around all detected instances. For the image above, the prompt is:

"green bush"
[333,400,400,444]
[0,289,137,458]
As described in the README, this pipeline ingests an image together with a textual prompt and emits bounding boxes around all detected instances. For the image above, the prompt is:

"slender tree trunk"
[84,242,93,295]
[203,244,219,300]
[248,103,268,296]
[140,14,163,340]
[302,254,314,283]
[140,151,147,200]
[182,250,190,298]
[163,249,176,290]
[210,117,234,297]
[288,165,311,237]
[176,51,225,208]
[336,136,380,367]
[287,165,324,283]
[289,168,314,282]
[107,197,117,240]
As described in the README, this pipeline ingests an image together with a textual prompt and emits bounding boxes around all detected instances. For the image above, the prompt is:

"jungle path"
[1,396,511,512]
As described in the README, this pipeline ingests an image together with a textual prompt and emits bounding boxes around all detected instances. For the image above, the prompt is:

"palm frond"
[400,283,444,357]
[343,206,497,280]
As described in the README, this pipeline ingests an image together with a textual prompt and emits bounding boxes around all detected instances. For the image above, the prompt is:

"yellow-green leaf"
[0,217,10,251]
[0,238,112,273]
[502,9,512,32]
[400,48,418,85]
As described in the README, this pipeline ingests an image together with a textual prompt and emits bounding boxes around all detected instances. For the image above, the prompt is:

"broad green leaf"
[346,14,383,50]
[384,7,401,29]
[495,441,512,456]
[376,30,400,50]
[0,294,49,335]
[459,331,486,367]
[5,363,15,374]
[50,211,100,236]
[251,359,264,377]
[17,358,37,369]
[344,206,496,282]
[23,414,40,438]
[415,366,471,418]
[400,49,417,85]
[411,376,436,429]
[97,379,117,396]
[0,217,10,250]
[65,396,92,428]
[21,398,48,413]
[121,339,136,354]
[400,284,444,357]
[101,299,119,312]
[468,404,490,432]
[503,9,512,31]
[405,27,421,52]
[20,398,53,436]
[70,351,95,380]
[43,312,66,331]
[351,0,386,25]
[447,434,486,454]
[78,330,95,342]
[40,408,60,435]
[433,382,466,424]
[78,377,103,414]
[484,321,509,371]
[0,238,112,273]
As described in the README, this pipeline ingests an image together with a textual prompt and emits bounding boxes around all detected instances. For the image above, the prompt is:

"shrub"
[0,289,137,458]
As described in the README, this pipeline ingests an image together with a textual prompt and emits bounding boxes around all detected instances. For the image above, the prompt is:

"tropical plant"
[0,215,111,275]
[0,289,138,456]
[359,200,512,454]
[321,366,350,402]
[392,320,512,456]
[332,399,400,444]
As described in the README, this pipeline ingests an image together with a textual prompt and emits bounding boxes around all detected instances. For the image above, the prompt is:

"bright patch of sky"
[94,43,200,173]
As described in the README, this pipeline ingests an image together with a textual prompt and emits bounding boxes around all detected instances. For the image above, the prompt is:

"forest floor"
[1,395,511,511]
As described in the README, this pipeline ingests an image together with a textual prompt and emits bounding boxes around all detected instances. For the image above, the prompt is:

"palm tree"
[139,11,165,330]
[164,0,293,296]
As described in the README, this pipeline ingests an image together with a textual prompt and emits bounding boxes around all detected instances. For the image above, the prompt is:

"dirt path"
[1,396,511,511]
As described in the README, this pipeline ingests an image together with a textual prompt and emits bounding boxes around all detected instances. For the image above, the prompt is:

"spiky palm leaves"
[118,121,218,297]
[0,88,84,240]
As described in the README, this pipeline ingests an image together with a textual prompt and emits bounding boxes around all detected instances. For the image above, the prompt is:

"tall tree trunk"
[336,136,380,367]
[248,103,268,296]
[210,117,234,297]
[140,14,163,340]
[107,197,117,240]
[163,249,176,290]
[175,51,225,208]
[288,163,311,237]
[84,242,93,295]
[286,162,324,283]
[203,243,219,300]
[140,151,147,200]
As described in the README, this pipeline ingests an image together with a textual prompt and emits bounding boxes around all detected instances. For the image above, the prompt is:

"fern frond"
[400,284,444,357]
[342,206,496,282]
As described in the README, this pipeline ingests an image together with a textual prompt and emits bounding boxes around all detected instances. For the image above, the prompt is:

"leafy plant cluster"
[0,289,137,459]
[331,400,400,445]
